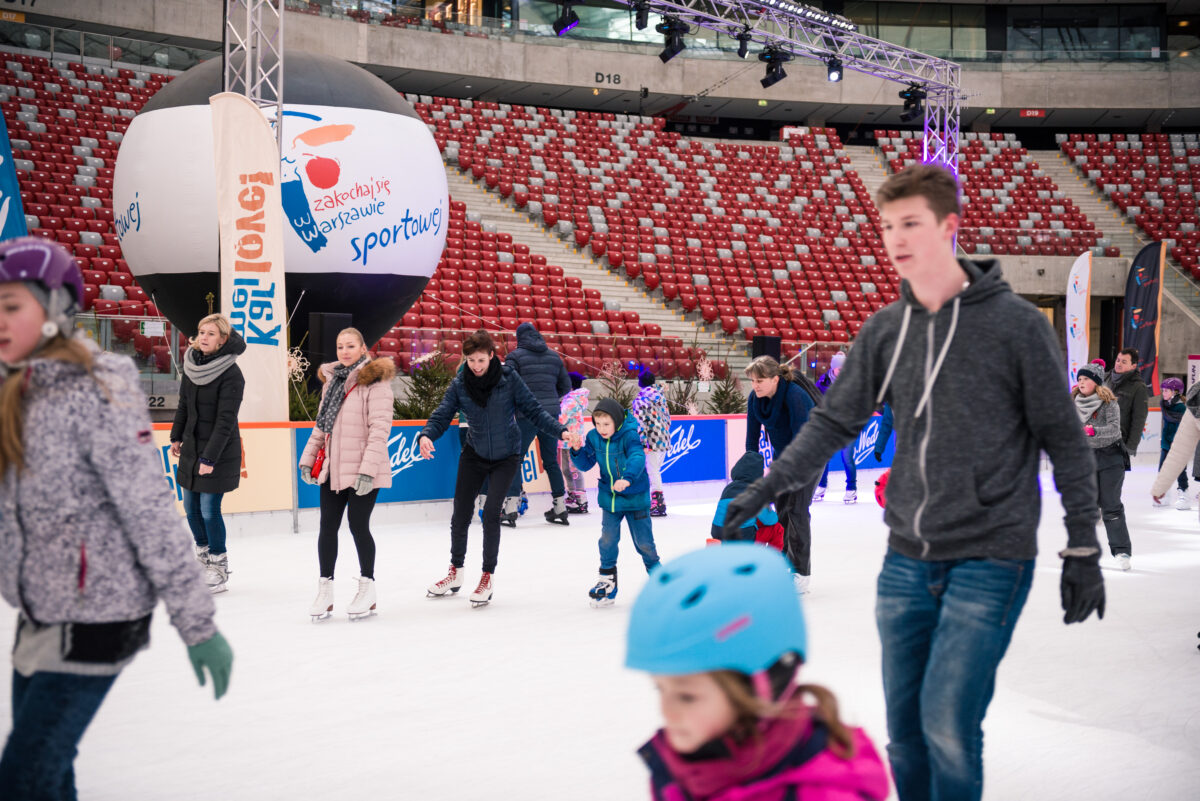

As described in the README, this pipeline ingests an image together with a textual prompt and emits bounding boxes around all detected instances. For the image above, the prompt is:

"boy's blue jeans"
[181,488,227,555]
[0,670,118,801]
[875,548,1034,801]
[599,508,660,571]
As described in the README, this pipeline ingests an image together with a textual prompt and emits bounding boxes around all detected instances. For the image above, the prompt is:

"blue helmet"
[625,543,807,676]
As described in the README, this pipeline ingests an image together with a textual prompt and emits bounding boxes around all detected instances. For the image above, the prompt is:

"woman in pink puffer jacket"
[298,327,395,621]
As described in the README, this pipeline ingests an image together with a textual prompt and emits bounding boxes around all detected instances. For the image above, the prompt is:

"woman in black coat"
[170,314,245,594]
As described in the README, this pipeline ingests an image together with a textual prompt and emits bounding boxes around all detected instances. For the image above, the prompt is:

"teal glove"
[300,465,317,486]
[353,474,373,496]
[187,631,233,700]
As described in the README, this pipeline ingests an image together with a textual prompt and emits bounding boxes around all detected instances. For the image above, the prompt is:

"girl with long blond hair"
[0,237,231,796]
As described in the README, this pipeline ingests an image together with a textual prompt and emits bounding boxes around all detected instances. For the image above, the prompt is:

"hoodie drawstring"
[914,297,961,419]
[875,304,912,407]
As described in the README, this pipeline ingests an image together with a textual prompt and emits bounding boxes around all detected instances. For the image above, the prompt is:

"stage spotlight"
[656,17,688,63]
[737,30,753,59]
[758,47,790,89]
[634,0,650,30]
[553,3,580,36]
[898,83,926,122]
[826,57,842,82]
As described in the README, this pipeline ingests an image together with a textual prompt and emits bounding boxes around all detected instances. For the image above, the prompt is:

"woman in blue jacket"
[744,356,817,593]
[418,330,572,607]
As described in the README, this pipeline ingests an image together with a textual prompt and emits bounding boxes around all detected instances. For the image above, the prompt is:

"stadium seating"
[878,130,1113,258]
[1059,132,1200,279]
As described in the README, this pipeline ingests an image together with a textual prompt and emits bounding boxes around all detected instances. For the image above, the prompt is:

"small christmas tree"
[394,349,456,420]
[664,376,698,416]
[597,359,637,408]
[705,370,747,415]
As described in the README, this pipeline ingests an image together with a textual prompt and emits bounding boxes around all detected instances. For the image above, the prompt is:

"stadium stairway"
[1046,151,1200,318]
[442,164,752,375]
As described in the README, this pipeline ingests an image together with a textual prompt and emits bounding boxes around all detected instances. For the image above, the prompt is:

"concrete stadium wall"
[36,0,1200,115]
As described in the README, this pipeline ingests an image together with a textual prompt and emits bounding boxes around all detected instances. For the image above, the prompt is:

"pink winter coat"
[640,705,889,801]
[299,357,396,492]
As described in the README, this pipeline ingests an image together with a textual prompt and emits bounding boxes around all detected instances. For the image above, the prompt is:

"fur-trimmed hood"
[318,356,396,387]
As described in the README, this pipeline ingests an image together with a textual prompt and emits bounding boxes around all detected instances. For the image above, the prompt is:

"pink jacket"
[640,706,889,801]
[299,358,396,492]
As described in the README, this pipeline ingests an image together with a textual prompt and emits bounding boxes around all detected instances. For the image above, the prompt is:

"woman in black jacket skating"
[418,330,575,606]
[170,313,245,594]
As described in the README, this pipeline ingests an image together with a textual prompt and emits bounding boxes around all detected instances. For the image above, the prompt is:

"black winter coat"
[505,323,570,418]
[1106,369,1149,455]
[170,334,246,494]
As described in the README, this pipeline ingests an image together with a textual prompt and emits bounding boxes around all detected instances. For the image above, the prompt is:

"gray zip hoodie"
[760,258,1100,561]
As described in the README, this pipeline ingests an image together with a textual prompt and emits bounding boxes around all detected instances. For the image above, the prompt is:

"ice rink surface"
[2,464,1197,800]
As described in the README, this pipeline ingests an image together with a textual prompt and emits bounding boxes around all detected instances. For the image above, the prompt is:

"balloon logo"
[293,123,353,189]
[304,156,341,189]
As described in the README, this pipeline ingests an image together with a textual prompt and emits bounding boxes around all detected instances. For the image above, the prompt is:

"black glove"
[1060,555,1105,624]
[721,482,773,541]
[873,451,883,462]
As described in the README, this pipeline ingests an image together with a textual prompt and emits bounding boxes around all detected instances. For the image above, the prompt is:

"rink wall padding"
[151,411,1164,514]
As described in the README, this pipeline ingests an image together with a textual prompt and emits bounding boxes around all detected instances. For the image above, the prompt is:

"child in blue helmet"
[627,544,888,801]
[570,397,660,607]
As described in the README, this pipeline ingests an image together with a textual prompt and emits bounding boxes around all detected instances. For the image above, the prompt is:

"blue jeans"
[0,670,118,801]
[505,419,566,498]
[599,508,660,571]
[818,447,857,491]
[181,488,227,555]
[875,548,1034,801]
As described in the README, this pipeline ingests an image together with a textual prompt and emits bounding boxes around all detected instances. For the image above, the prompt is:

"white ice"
[2,465,1198,800]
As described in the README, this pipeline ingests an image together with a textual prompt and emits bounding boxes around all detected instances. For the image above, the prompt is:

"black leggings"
[318,481,380,579]
[450,444,522,574]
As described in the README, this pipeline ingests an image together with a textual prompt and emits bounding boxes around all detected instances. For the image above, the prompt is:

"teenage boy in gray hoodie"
[723,164,1106,801]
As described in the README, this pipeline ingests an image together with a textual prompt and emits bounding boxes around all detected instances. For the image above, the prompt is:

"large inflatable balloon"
[112,51,447,346]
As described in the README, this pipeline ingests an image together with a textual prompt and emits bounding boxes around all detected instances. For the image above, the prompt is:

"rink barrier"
[152,410,1163,514]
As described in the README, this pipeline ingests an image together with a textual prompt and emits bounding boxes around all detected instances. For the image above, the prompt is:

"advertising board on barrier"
[295,422,462,508]
[152,426,293,514]
[756,412,894,472]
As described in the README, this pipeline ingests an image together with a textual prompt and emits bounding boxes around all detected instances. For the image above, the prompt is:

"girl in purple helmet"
[626,544,888,801]
[1157,377,1191,510]
[0,237,232,797]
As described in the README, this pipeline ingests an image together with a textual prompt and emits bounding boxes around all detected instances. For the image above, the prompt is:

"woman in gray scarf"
[170,314,246,594]
[1073,363,1131,571]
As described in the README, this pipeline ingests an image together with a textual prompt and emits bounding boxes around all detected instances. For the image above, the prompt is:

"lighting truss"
[223,0,284,154]
[607,0,964,174]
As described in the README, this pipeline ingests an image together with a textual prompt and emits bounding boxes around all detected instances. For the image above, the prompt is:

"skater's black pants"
[318,481,380,579]
[779,480,817,576]
[451,444,521,574]
[1095,446,1131,556]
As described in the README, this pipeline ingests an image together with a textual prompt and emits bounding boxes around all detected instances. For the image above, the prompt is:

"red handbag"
[309,385,356,479]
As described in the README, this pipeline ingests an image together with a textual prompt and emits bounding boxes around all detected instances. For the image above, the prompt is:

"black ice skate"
[565,491,588,515]
[544,495,569,526]
[501,496,520,528]
[649,491,667,517]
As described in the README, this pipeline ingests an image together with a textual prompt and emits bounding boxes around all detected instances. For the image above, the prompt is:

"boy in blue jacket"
[570,398,660,607]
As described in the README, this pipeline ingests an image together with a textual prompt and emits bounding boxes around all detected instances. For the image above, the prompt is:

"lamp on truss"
[736,29,753,59]
[826,57,842,82]
[553,2,581,36]
[759,47,791,89]
[633,0,650,30]
[899,84,926,122]
[657,17,688,63]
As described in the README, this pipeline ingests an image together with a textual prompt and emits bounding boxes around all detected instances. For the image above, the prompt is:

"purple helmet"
[1162,377,1185,393]
[0,236,84,308]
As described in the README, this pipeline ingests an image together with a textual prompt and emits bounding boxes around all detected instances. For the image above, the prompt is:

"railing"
[0,20,219,72]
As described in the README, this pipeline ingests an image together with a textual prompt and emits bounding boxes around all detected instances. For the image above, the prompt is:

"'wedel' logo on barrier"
[662,424,703,473]
[388,430,426,477]
[851,418,880,466]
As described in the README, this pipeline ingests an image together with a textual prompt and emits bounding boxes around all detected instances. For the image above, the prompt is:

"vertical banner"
[1188,355,1200,390]
[1122,242,1165,395]
[210,93,289,421]
[1065,251,1092,386]
[0,122,28,241]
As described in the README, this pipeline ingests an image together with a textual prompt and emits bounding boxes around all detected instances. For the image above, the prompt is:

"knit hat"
[830,352,846,370]
[1076,363,1105,386]
[593,397,626,430]
[638,371,656,388]
[568,371,585,390]
[1090,358,1106,369]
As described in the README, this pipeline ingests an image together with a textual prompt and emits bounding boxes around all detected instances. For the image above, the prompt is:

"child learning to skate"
[710,451,782,549]
[570,398,660,606]
[558,371,590,514]
[627,544,889,801]
[632,371,672,516]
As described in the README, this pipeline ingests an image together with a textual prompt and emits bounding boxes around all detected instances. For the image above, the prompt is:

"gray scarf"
[183,348,238,386]
[1074,392,1103,424]
[315,356,368,434]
